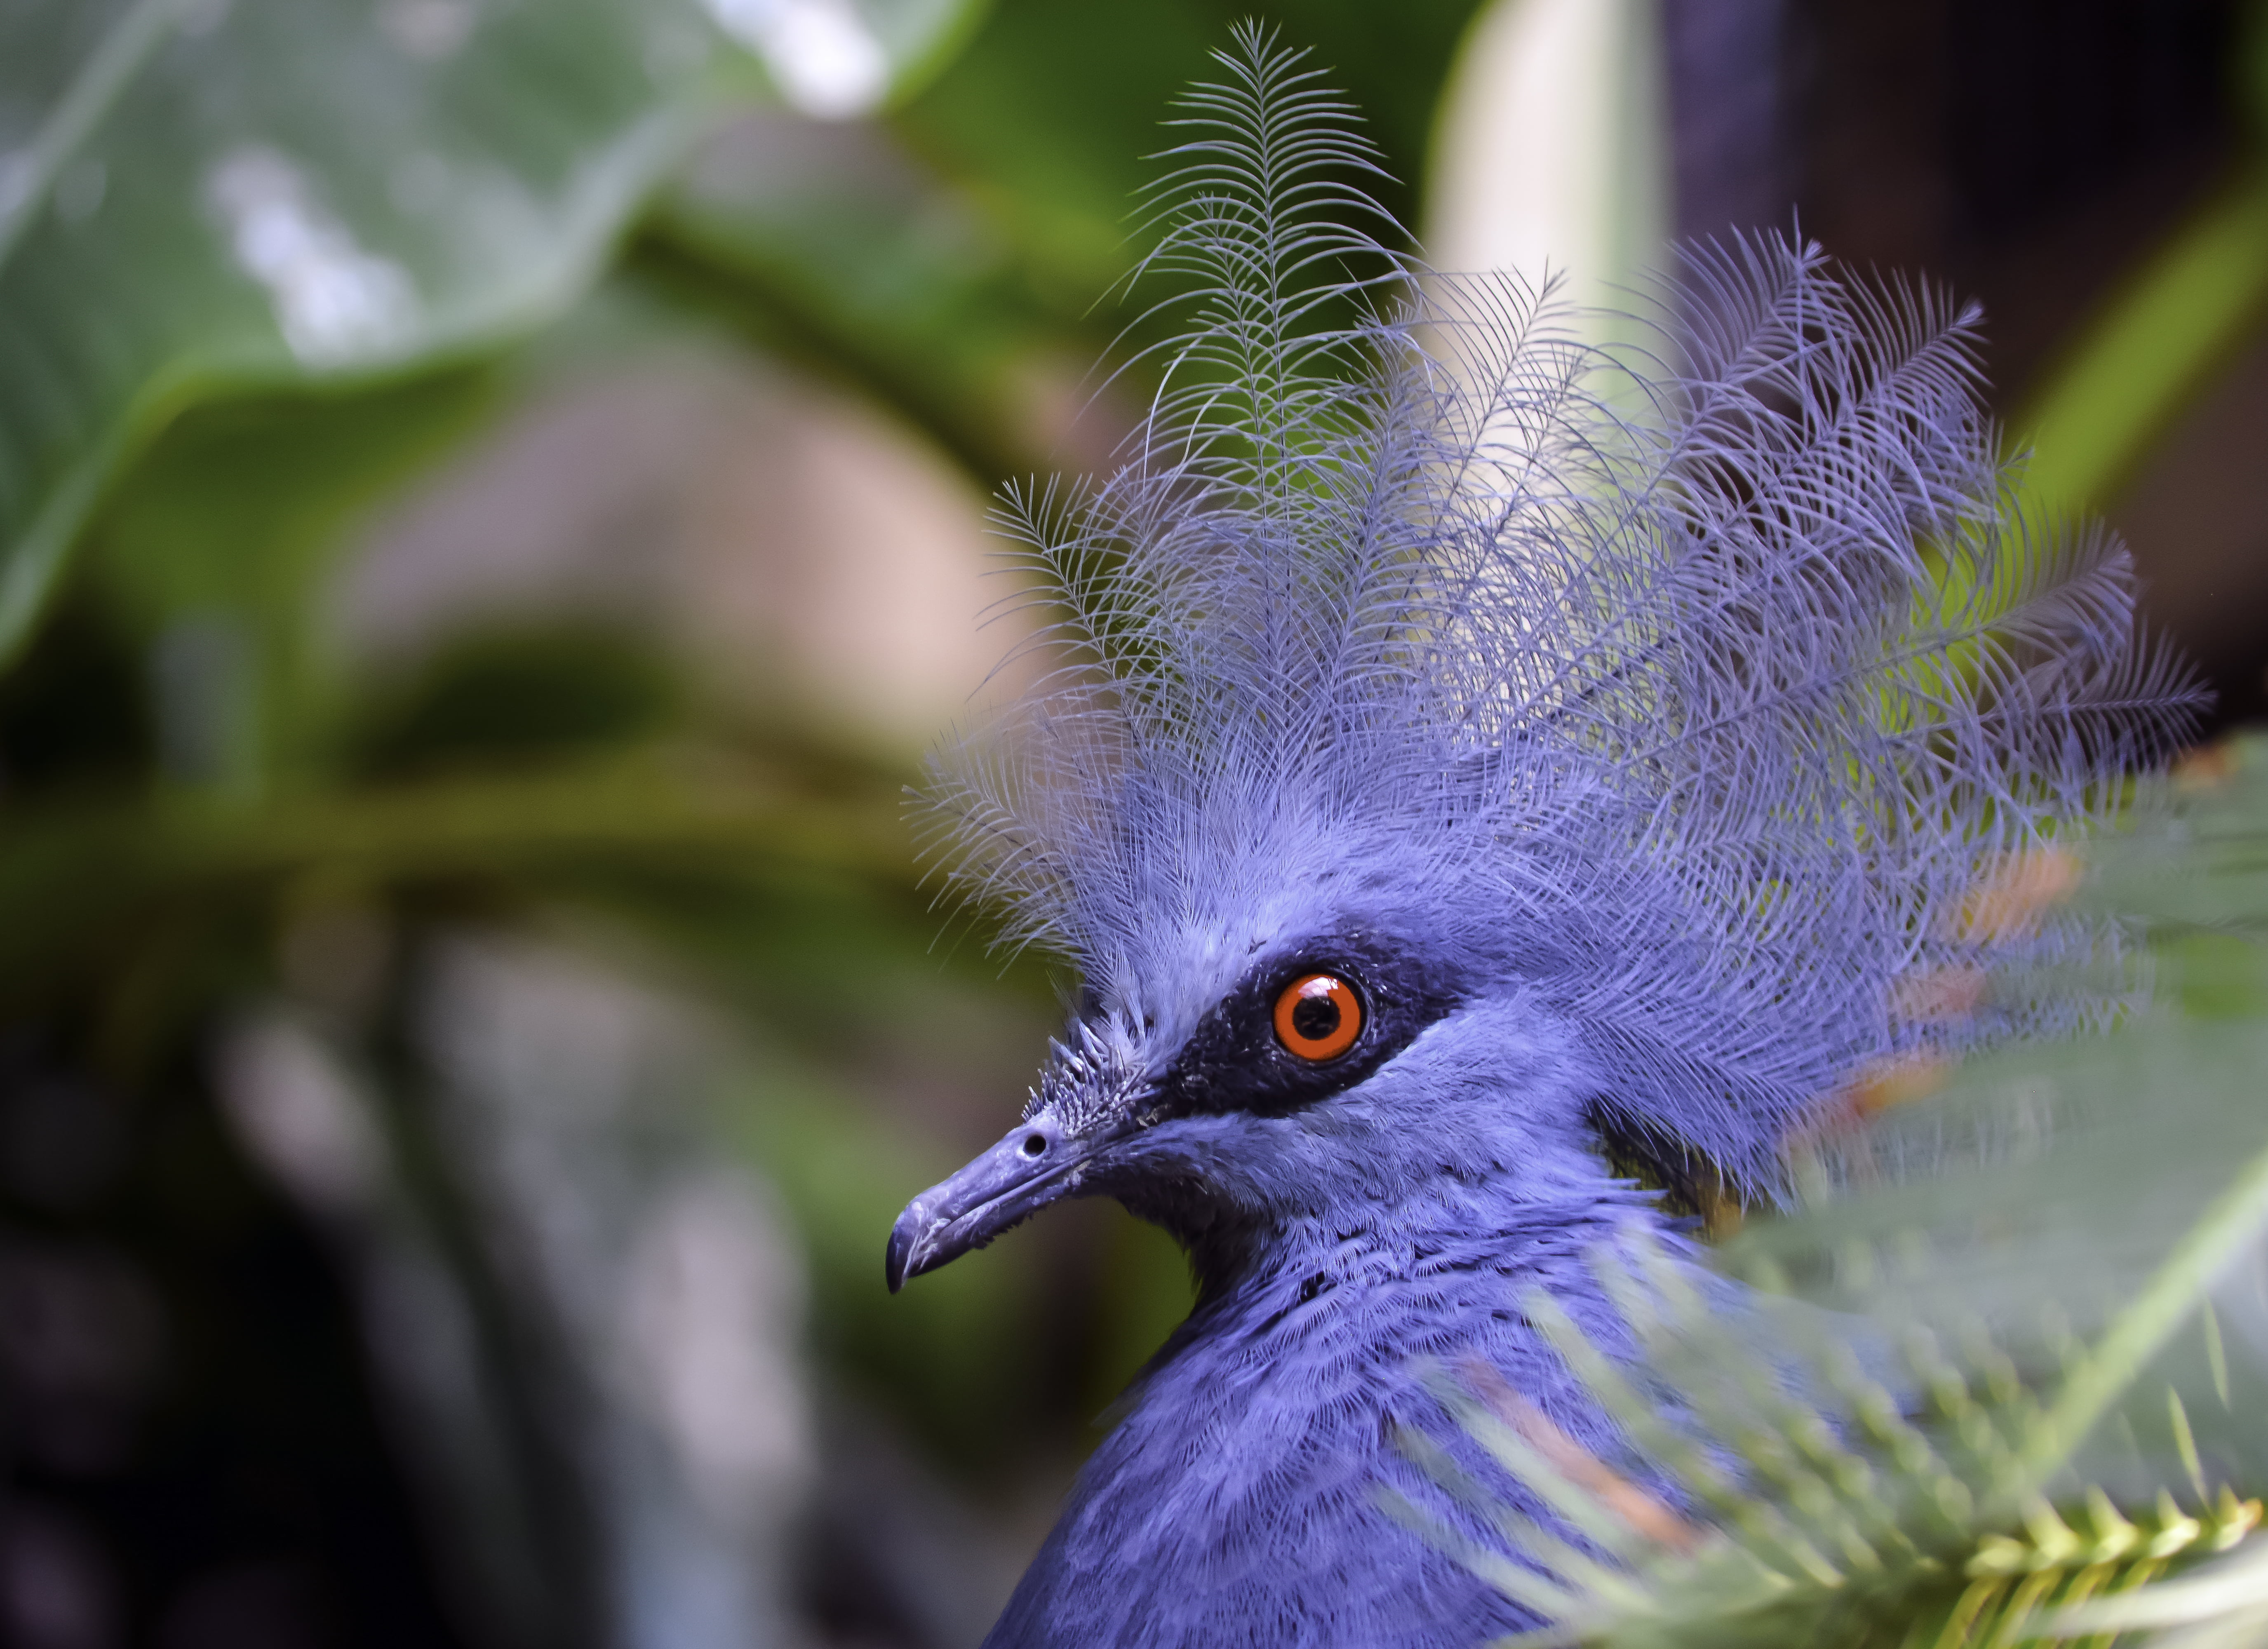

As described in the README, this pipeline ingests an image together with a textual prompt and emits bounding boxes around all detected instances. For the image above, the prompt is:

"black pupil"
[1290,991,1341,1042]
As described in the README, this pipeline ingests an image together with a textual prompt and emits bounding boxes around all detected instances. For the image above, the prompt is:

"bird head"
[886,835,1610,1293]
[886,32,2198,1299]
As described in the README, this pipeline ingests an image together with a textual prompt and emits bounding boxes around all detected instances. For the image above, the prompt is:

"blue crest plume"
[914,27,2200,1195]
[891,26,2204,1648]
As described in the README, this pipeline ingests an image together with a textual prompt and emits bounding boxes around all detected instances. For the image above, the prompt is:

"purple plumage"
[886,27,2202,1647]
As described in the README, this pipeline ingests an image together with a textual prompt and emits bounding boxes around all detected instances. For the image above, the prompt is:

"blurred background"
[0,1,2263,1645]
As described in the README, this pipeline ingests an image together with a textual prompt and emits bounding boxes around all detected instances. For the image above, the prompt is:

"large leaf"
[0,0,978,666]
[2013,180,2268,513]
[620,0,1494,498]
[2009,6,2268,511]
[635,114,1057,487]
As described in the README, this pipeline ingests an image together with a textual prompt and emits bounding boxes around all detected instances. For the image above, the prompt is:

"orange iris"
[1272,972,1362,1062]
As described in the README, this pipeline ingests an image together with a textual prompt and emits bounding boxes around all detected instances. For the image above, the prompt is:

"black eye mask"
[1140,935,1461,1121]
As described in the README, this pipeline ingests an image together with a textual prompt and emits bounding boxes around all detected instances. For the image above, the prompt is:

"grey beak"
[886,1113,1099,1292]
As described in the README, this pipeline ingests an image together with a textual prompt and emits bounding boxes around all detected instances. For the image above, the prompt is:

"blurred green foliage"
[2015,0,2268,510]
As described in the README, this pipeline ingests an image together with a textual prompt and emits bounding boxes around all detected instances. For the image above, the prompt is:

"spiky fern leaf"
[1396,738,2268,1648]
[1398,1238,2265,1648]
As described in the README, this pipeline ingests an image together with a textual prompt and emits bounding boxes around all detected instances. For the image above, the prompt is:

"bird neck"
[1133,1130,1657,1308]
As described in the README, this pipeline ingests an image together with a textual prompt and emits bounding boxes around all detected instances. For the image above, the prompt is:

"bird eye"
[1272,973,1362,1062]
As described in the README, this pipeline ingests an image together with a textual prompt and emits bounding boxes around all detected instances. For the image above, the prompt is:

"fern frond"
[1406,741,2268,1648]
[1408,1236,2264,1649]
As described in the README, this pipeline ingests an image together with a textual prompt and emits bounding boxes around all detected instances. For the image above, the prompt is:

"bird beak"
[886,1112,1109,1292]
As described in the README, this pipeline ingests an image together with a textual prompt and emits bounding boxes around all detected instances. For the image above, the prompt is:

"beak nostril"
[1020,1133,1048,1158]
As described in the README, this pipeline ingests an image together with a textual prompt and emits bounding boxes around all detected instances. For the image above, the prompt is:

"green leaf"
[891,0,1490,365]
[634,124,1052,486]
[0,754,910,1020]
[2012,177,2268,514]
[0,0,982,667]
[1429,1236,2268,1649]
[72,368,505,789]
